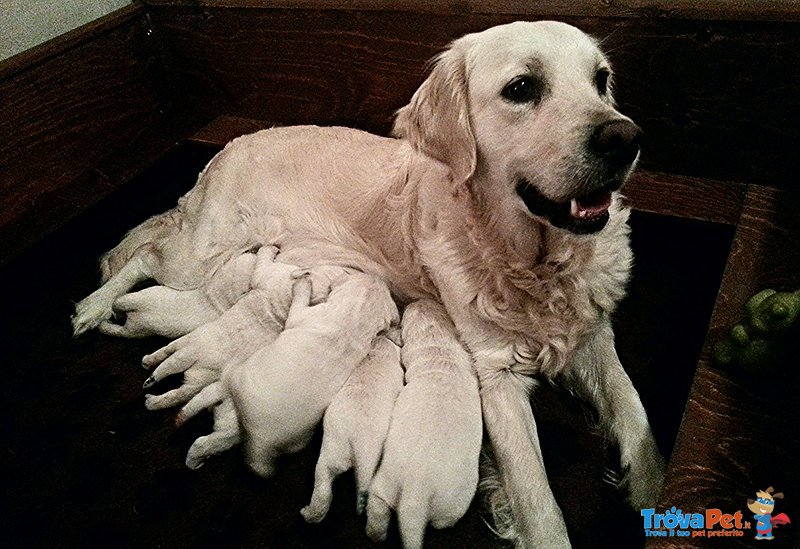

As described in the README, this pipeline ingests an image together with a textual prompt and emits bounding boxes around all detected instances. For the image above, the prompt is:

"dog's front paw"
[624,445,666,510]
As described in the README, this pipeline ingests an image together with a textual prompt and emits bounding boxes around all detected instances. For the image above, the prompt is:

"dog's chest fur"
[427,202,632,379]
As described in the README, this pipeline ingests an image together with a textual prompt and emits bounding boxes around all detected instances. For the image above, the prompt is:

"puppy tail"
[100,208,181,283]
[479,445,521,545]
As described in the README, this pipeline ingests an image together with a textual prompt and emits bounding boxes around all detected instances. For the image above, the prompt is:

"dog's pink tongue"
[570,192,612,220]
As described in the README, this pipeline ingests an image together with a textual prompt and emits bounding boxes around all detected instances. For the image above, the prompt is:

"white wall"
[0,0,132,61]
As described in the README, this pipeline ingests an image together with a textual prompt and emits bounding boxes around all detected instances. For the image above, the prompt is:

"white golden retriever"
[227,271,399,478]
[366,299,481,549]
[73,20,664,546]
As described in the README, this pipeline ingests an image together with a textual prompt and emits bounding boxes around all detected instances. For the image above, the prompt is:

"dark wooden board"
[0,5,183,264]
[650,185,800,548]
[142,0,800,23]
[144,5,800,186]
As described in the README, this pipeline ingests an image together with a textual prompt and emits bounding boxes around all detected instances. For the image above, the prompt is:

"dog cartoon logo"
[747,487,791,540]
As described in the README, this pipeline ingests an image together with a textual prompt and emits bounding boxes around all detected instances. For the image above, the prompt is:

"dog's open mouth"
[516,180,618,235]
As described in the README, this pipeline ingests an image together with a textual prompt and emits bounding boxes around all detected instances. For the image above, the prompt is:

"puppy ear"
[747,498,756,505]
[392,42,476,185]
[773,493,784,499]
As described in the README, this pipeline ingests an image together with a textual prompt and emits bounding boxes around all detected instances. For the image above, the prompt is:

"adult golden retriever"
[73,20,664,547]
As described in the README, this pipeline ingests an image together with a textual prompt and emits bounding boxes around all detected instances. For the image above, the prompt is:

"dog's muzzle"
[517,119,641,235]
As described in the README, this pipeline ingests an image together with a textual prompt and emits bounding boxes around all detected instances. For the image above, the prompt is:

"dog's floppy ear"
[392,42,476,185]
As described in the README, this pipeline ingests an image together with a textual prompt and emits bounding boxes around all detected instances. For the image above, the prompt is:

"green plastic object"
[712,289,800,371]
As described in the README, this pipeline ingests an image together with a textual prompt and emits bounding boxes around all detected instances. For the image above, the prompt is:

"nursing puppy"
[366,300,481,549]
[300,334,404,523]
[74,21,664,546]
[98,250,257,339]
[226,272,399,478]
[141,246,342,410]
[160,254,358,469]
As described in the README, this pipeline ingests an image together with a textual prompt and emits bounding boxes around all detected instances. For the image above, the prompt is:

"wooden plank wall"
[143,1,800,187]
[2,0,798,263]
[0,5,179,263]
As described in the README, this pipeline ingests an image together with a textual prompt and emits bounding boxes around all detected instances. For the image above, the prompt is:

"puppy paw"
[185,433,238,470]
[365,494,391,542]
[144,384,202,410]
[299,504,326,524]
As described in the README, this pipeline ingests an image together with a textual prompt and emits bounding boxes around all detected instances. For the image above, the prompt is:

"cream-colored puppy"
[227,272,399,478]
[141,246,339,410]
[98,251,257,339]
[366,300,482,549]
[300,334,403,523]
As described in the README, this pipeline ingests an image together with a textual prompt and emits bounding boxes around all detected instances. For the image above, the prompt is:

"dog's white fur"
[226,271,399,478]
[300,334,403,523]
[98,251,257,339]
[366,299,482,549]
[73,21,664,546]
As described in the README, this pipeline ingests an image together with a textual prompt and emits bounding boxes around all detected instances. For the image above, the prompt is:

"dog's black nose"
[589,119,642,167]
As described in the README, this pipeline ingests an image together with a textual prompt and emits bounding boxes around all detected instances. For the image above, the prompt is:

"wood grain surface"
[142,5,800,186]
[650,185,800,547]
[141,0,800,22]
[0,6,180,264]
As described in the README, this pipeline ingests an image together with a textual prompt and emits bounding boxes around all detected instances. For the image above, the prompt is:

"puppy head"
[394,21,640,235]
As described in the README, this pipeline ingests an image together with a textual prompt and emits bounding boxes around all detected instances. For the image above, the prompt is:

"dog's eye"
[595,69,610,96]
[501,76,543,104]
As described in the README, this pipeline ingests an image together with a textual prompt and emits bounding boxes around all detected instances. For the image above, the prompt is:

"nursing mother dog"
[73,21,665,547]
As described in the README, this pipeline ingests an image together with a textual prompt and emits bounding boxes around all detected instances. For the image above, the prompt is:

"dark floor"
[0,145,734,549]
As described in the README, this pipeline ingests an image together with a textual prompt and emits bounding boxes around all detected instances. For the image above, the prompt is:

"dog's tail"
[100,207,182,283]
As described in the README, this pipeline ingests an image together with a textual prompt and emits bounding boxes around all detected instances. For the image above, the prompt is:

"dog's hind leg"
[72,245,159,336]
[176,381,225,425]
[563,316,665,509]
